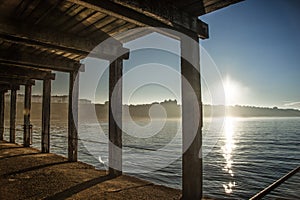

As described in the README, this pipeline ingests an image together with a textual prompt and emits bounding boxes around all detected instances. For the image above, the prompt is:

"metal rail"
[250,165,300,200]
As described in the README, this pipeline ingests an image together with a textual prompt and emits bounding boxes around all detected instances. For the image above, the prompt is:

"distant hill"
[206,105,300,117]
[4,100,300,122]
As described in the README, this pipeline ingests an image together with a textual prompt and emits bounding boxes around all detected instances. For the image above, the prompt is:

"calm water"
[6,117,300,199]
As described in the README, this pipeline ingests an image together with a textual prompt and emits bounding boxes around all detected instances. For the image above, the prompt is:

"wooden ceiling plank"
[14,0,30,18]
[66,10,98,32]
[116,28,153,43]
[59,7,88,31]
[101,19,127,34]
[0,18,124,58]
[34,0,63,25]
[82,16,116,37]
[66,0,208,39]
[77,13,108,36]
[53,4,81,28]
[24,0,44,19]
[14,0,27,14]
[108,23,137,36]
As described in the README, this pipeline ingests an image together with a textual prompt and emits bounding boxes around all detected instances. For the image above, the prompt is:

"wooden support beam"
[0,18,129,61]
[10,88,18,143]
[0,91,5,140]
[23,84,32,147]
[0,77,35,86]
[108,58,123,177]
[181,35,203,199]
[0,49,80,72]
[0,85,11,91]
[68,70,79,162]
[67,0,208,39]
[0,65,55,80]
[42,78,51,153]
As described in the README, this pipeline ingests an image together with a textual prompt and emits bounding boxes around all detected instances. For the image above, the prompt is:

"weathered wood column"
[0,90,5,140]
[108,58,123,177]
[68,69,79,162]
[181,34,203,199]
[42,78,51,152]
[10,87,18,143]
[23,84,32,147]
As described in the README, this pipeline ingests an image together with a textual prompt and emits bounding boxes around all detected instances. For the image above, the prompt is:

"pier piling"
[42,78,51,153]
[23,84,32,147]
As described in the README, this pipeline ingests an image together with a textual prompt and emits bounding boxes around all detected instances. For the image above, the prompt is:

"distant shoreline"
[4,100,300,121]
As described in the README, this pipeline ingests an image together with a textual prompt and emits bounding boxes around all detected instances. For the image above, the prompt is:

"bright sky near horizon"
[30,0,300,109]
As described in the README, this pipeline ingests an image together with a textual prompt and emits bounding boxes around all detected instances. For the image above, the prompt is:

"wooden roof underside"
[0,0,243,75]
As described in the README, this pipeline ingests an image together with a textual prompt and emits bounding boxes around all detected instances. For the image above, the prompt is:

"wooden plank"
[23,84,31,147]
[0,65,55,80]
[68,70,79,162]
[66,0,208,39]
[181,34,203,199]
[42,78,51,153]
[108,58,123,177]
[114,0,208,38]
[0,18,102,55]
[10,88,17,143]
[0,18,129,60]
[0,91,4,140]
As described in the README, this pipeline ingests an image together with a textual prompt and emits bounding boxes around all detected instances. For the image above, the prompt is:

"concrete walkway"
[0,141,181,200]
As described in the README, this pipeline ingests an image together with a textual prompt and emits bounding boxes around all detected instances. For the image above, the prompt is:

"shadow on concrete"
[0,152,41,160]
[0,146,27,151]
[44,174,114,200]
[2,161,69,177]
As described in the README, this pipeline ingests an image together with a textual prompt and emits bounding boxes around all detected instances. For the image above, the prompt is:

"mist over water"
[5,117,300,199]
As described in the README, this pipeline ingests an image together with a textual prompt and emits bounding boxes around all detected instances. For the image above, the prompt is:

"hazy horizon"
[4,93,300,111]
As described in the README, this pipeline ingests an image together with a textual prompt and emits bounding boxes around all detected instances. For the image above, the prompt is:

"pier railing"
[250,165,300,200]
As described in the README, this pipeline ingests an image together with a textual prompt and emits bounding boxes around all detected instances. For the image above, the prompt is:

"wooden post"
[108,59,123,177]
[23,84,32,147]
[42,78,51,153]
[10,88,17,143]
[68,70,79,162]
[181,35,203,199]
[0,90,5,140]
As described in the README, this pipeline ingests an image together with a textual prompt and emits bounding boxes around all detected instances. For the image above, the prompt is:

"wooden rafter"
[0,77,35,86]
[0,65,55,80]
[0,48,80,72]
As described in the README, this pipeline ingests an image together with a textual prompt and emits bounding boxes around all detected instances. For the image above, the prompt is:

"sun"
[223,77,239,106]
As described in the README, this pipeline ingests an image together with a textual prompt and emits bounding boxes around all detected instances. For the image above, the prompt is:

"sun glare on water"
[222,117,237,194]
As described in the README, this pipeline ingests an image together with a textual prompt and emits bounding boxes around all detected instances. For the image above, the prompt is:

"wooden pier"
[0,1,242,199]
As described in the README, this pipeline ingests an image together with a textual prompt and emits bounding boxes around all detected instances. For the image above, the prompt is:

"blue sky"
[200,0,300,108]
[31,0,300,109]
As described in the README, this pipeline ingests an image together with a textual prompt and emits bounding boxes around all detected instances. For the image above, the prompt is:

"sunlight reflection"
[222,117,236,194]
[223,181,236,194]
